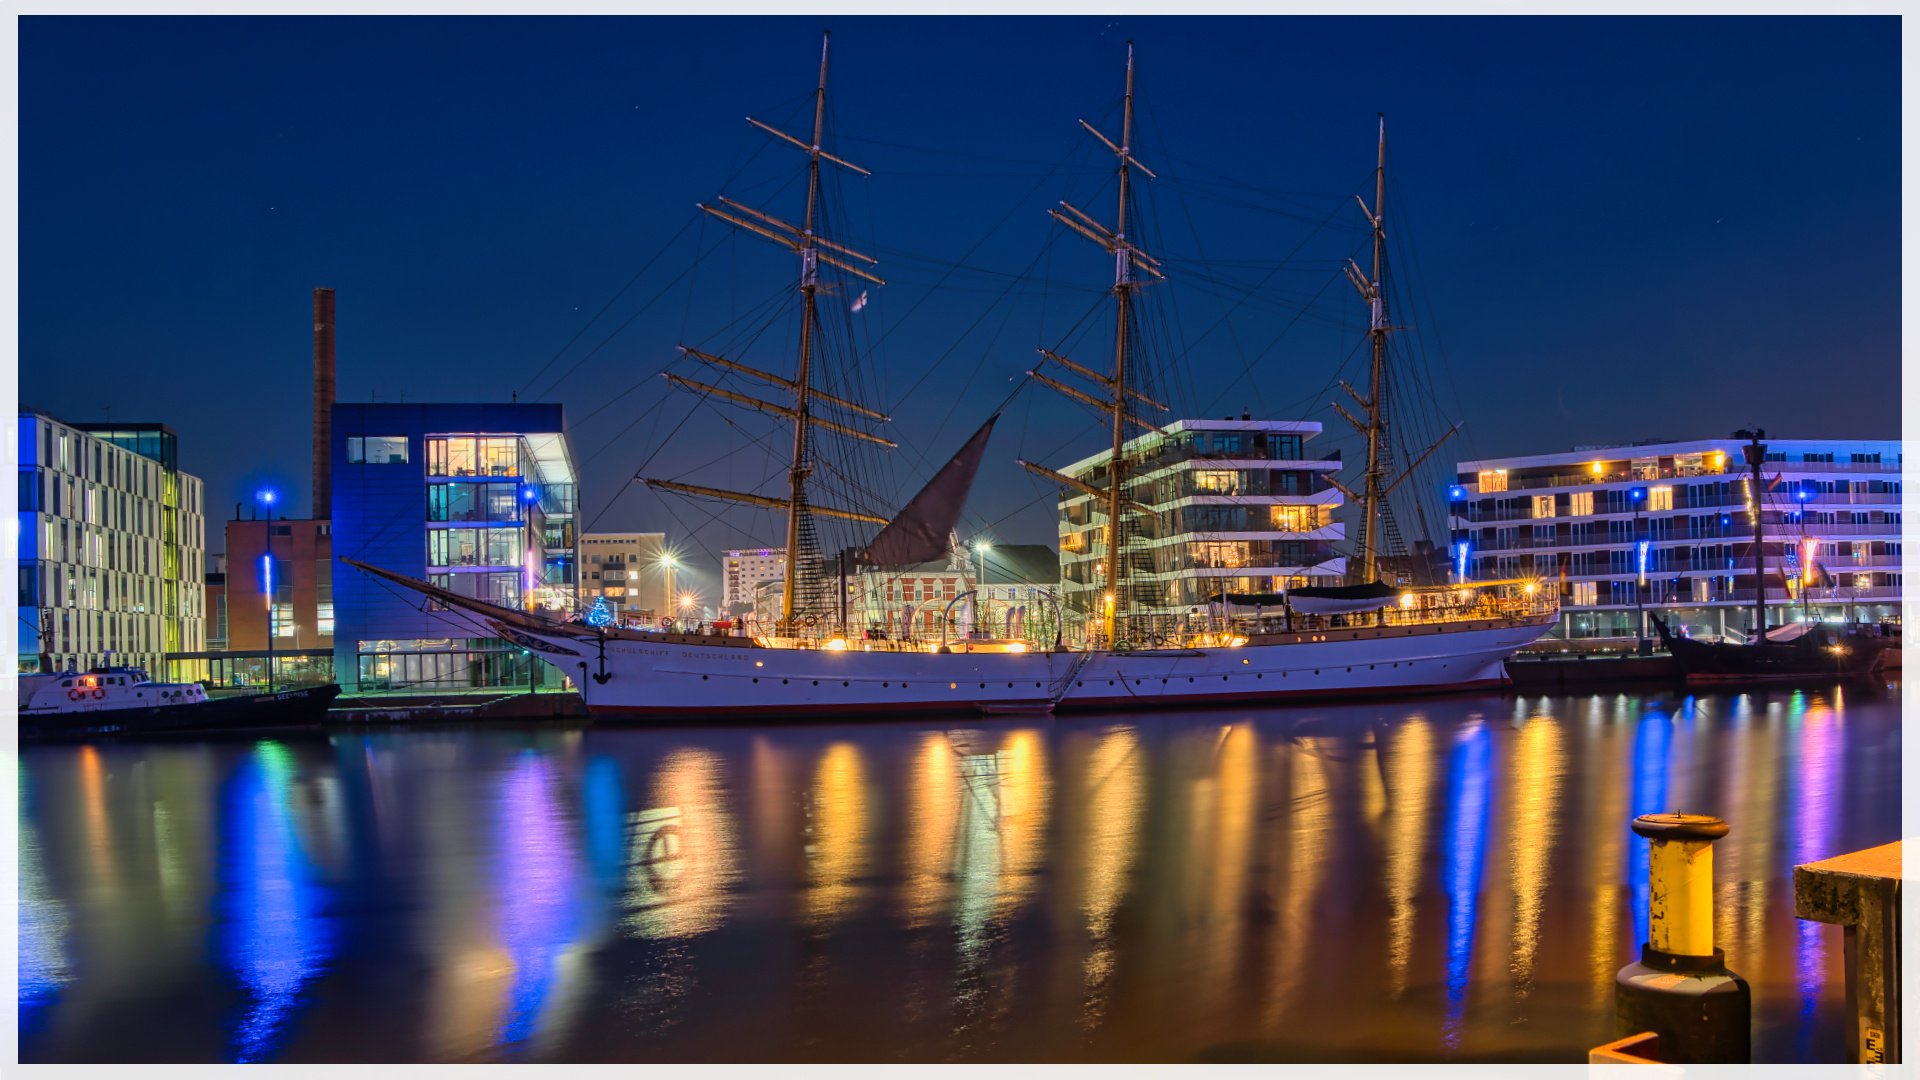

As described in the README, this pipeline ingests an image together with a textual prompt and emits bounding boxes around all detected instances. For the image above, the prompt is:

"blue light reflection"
[220,741,334,1062]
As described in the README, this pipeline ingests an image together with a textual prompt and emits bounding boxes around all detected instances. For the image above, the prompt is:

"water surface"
[18,683,1899,1062]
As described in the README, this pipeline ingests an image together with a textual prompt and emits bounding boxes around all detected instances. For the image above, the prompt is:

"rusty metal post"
[1795,840,1901,1064]
[1611,813,1751,1063]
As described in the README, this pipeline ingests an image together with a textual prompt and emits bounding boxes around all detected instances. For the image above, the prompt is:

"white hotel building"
[1450,436,1901,645]
[1057,418,1346,628]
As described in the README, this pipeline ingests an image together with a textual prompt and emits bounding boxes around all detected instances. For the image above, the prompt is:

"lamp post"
[1630,486,1650,656]
[973,539,992,638]
[258,488,278,693]
[658,554,677,629]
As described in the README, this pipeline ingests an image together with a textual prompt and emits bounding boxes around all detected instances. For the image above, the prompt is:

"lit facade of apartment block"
[1450,437,1901,644]
[721,547,786,614]
[581,532,669,623]
[1055,419,1346,626]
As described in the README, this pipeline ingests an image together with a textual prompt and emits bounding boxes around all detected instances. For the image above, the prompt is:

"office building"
[722,547,787,615]
[1055,418,1346,627]
[581,532,669,625]
[331,403,579,691]
[1450,436,1902,645]
[17,416,206,674]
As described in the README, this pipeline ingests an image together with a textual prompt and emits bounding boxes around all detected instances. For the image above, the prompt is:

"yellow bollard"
[1608,813,1751,1063]
[1642,813,1724,957]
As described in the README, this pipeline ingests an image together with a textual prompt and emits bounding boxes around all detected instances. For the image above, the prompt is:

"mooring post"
[1607,813,1752,1063]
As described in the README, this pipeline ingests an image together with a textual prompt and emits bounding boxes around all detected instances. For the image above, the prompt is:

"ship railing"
[1187,580,1556,641]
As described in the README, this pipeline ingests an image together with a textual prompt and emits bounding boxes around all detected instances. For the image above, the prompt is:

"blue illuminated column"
[258,487,278,692]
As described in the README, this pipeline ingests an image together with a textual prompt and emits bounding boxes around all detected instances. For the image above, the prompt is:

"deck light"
[827,638,848,651]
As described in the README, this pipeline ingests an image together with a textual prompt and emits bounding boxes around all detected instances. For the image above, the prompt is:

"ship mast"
[780,33,830,635]
[642,31,891,635]
[1018,42,1169,648]
[1328,116,1455,585]
[1103,45,1139,645]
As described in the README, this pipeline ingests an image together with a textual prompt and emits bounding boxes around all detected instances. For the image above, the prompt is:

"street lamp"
[658,554,678,628]
[973,539,992,637]
[1629,486,1650,656]
[257,487,278,692]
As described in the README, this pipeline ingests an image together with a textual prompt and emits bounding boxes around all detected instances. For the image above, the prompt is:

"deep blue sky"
[22,17,1900,599]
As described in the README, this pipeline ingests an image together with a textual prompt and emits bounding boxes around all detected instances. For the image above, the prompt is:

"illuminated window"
[1190,541,1247,568]
[1570,491,1594,516]
[1572,581,1597,606]
[317,603,334,637]
[1271,505,1320,531]
[1192,470,1240,494]
[1649,486,1673,511]
[479,438,519,476]
[1532,495,1554,519]
[1632,457,1659,480]
[1478,469,1507,493]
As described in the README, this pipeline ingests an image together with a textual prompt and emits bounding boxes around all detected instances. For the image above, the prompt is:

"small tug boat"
[19,666,342,742]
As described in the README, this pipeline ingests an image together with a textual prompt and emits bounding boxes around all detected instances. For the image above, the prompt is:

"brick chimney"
[312,287,336,519]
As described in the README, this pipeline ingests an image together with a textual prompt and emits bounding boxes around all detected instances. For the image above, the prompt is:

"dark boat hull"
[20,684,343,742]
[1650,616,1889,684]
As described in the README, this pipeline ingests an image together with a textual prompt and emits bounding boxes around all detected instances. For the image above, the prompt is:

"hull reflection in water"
[16,682,1899,1063]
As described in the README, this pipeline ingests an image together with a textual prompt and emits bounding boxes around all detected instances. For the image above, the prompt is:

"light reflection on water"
[16,685,1899,1063]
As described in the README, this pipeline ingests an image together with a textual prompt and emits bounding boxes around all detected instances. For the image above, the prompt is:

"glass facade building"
[1450,437,1902,645]
[330,403,578,691]
[16,415,207,674]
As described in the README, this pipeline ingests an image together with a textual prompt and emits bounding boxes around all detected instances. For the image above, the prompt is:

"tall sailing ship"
[348,37,1557,719]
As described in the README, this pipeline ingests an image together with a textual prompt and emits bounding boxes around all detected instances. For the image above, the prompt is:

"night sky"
[21,17,1899,599]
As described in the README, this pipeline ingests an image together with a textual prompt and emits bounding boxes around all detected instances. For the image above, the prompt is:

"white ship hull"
[497,613,1555,721]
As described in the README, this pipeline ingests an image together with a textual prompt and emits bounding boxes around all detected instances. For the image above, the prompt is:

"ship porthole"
[1162,678,1167,683]
[702,675,708,680]
[783,679,789,684]
[813,680,819,686]
[753,678,758,683]
[884,682,889,687]
[843,681,849,687]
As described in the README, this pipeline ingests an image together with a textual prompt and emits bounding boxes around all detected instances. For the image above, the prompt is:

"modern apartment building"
[1450,436,1902,645]
[331,403,579,691]
[581,532,669,624]
[1055,418,1346,628]
[16,416,207,674]
[721,547,787,614]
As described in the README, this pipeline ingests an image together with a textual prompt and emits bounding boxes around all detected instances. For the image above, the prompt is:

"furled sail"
[1282,580,1401,615]
[857,414,997,567]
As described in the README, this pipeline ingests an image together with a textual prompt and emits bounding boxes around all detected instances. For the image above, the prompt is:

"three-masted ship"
[347,37,1558,720]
